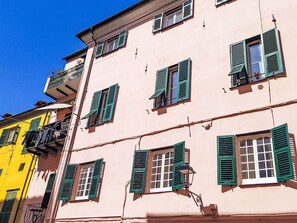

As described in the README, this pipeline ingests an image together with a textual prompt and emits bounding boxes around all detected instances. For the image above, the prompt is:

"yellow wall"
[0,112,50,223]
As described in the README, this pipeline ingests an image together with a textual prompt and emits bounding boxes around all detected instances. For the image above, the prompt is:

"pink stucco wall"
[49,0,297,222]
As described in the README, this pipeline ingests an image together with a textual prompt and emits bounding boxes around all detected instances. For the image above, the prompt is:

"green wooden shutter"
[182,0,193,20]
[149,68,168,100]
[82,91,102,127]
[89,159,103,199]
[59,164,77,201]
[102,84,118,123]
[22,117,41,153]
[172,141,185,191]
[271,124,294,182]
[41,173,56,208]
[217,136,237,186]
[152,13,163,32]
[96,41,105,57]
[117,30,127,48]
[262,29,283,77]
[10,127,20,144]
[229,41,248,86]
[0,129,8,147]
[130,150,148,194]
[177,59,191,101]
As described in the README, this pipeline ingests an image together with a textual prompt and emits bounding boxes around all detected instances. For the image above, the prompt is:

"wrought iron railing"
[23,203,46,223]
[47,63,84,89]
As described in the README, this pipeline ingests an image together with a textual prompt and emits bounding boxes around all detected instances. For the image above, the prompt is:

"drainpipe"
[47,28,97,223]
[13,110,51,223]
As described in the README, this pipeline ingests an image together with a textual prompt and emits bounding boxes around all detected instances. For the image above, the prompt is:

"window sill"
[239,181,280,188]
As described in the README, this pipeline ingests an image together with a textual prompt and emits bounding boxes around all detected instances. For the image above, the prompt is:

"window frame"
[215,0,229,6]
[152,0,193,33]
[75,163,95,200]
[0,126,20,147]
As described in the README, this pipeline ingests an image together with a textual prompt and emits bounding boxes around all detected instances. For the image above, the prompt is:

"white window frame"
[150,149,174,193]
[165,7,183,27]
[238,134,277,185]
[75,163,94,200]
[246,40,265,82]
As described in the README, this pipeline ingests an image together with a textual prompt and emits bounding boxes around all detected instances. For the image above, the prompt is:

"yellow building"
[0,106,50,223]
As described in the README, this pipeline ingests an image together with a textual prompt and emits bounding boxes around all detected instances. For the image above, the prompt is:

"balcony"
[23,120,69,158]
[44,63,84,100]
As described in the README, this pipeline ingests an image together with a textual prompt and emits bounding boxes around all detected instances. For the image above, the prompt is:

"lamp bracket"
[187,190,204,214]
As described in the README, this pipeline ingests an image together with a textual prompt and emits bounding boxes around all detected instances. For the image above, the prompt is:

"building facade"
[0,107,50,223]
[43,0,297,222]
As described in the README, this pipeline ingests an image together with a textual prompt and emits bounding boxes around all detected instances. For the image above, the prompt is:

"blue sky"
[0,0,139,118]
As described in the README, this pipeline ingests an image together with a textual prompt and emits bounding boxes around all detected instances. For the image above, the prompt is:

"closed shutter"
[182,0,193,20]
[271,124,294,182]
[59,164,77,201]
[82,91,102,126]
[0,129,8,147]
[89,159,103,199]
[172,141,185,190]
[22,117,41,153]
[117,30,127,48]
[152,13,163,32]
[41,173,56,208]
[177,59,191,101]
[96,41,105,57]
[102,84,118,123]
[262,29,283,77]
[217,136,237,186]
[229,41,248,86]
[149,68,168,100]
[130,150,148,194]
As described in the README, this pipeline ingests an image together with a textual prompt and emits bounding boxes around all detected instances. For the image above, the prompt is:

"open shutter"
[59,164,77,201]
[130,150,148,194]
[177,59,191,101]
[41,173,56,208]
[22,117,41,153]
[182,0,193,20]
[117,30,127,48]
[102,84,118,123]
[149,68,168,100]
[217,136,237,186]
[95,41,105,57]
[10,127,20,144]
[172,141,185,190]
[262,29,283,77]
[229,41,248,86]
[272,124,294,182]
[152,13,163,32]
[82,91,102,126]
[89,159,103,199]
[0,129,8,147]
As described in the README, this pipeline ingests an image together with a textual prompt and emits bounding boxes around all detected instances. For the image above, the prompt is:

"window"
[229,29,283,87]
[149,59,191,109]
[95,30,127,57]
[152,0,193,32]
[22,117,41,153]
[59,159,103,201]
[215,0,229,5]
[76,163,94,200]
[0,126,20,147]
[217,124,294,186]
[18,163,25,172]
[82,84,118,127]
[0,190,18,223]
[130,141,187,194]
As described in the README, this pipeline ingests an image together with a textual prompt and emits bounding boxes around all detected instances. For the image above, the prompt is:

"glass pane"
[242,172,248,179]
[258,153,265,161]
[259,170,267,178]
[170,71,178,104]
[250,171,256,179]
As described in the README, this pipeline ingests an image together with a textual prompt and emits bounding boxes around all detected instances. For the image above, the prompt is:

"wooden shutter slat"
[89,159,103,199]
[84,91,102,126]
[271,124,294,182]
[149,68,168,100]
[102,84,118,123]
[262,29,283,76]
[217,136,237,186]
[177,59,191,101]
[172,141,185,190]
[59,164,77,201]
[130,150,148,194]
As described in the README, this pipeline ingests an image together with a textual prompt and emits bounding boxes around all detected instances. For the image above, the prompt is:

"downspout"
[13,110,51,223]
[48,28,97,223]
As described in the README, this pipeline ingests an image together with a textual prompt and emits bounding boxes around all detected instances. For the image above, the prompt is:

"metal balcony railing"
[47,63,84,90]
[23,203,46,223]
